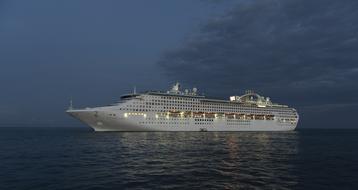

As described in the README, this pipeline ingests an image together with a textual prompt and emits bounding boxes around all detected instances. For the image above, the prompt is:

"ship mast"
[69,97,73,110]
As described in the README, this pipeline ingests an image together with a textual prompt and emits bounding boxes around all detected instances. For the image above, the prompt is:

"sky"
[1,0,358,128]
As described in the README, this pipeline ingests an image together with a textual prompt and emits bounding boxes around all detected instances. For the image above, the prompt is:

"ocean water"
[0,127,357,190]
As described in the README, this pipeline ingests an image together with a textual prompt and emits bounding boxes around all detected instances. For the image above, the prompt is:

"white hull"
[67,109,297,132]
[67,83,299,132]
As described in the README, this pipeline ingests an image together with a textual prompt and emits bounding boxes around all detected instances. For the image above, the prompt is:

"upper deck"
[120,82,289,108]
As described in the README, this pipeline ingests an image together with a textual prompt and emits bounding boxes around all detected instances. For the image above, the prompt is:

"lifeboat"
[245,114,254,120]
[255,114,265,120]
[193,112,205,118]
[225,113,236,119]
[205,113,216,118]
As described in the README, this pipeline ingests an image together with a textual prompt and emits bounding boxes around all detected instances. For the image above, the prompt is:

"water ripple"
[1,128,358,189]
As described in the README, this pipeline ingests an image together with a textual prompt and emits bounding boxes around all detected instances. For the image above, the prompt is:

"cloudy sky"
[1,0,357,128]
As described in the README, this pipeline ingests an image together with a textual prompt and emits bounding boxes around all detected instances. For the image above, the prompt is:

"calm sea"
[0,127,357,190]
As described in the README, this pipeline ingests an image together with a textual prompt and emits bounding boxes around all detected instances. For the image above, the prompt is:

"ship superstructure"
[67,83,299,131]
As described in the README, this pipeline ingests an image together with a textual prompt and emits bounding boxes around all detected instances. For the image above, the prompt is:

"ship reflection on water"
[2,128,357,189]
[107,131,300,189]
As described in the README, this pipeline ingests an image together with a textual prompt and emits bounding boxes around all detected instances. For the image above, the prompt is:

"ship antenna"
[133,86,137,94]
[69,97,73,110]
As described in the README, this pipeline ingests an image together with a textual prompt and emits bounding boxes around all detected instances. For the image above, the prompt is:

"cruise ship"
[66,83,299,131]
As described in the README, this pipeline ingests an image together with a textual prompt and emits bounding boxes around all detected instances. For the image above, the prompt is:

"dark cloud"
[0,0,217,126]
[158,0,358,128]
